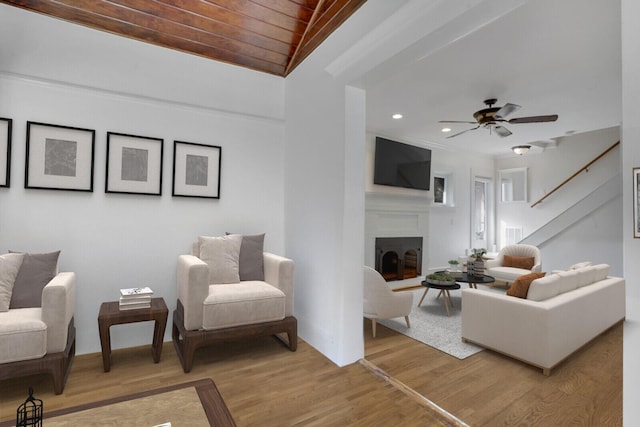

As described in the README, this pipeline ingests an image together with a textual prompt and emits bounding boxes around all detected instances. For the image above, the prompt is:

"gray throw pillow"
[9,251,60,309]
[227,233,265,281]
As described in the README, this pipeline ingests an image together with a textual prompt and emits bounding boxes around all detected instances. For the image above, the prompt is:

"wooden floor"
[0,321,622,426]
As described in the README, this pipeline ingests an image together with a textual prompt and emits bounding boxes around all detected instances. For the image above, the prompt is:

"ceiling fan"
[439,99,558,138]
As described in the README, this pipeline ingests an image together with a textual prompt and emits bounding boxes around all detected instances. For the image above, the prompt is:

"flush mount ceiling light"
[392,113,403,119]
[441,127,451,133]
[512,145,531,155]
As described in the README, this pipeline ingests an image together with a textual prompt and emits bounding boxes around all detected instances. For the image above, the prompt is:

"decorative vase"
[468,258,485,277]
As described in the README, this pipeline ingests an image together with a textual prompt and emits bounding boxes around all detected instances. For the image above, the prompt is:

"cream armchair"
[363,266,413,338]
[172,237,297,373]
[0,271,76,394]
[484,244,542,285]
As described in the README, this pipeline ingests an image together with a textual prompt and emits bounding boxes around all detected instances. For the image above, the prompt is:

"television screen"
[374,137,431,190]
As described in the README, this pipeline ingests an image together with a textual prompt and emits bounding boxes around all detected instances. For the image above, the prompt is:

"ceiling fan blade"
[493,125,512,137]
[508,114,558,124]
[438,120,477,124]
[494,103,521,119]
[446,125,480,138]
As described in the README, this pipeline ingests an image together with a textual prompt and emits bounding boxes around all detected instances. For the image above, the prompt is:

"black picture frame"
[106,132,164,196]
[172,141,221,199]
[25,121,95,192]
[0,117,11,188]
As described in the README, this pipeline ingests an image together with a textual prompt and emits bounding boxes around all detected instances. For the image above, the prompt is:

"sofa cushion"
[202,281,285,330]
[506,272,546,298]
[226,233,265,281]
[485,266,532,283]
[199,235,242,284]
[556,270,580,294]
[575,266,597,288]
[527,273,561,301]
[503,255,535,270]
[10,251,60,309]
[592,264,610,282]
[0,253,24,312]
[0,308,47,364]
[569,261,592,270]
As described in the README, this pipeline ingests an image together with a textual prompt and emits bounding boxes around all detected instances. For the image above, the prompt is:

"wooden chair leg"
[371,319,377,338]
[404,315,410,328]
[417,288,429,307]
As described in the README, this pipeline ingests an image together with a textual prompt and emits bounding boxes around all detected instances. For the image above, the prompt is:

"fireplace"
[375,237,423,281]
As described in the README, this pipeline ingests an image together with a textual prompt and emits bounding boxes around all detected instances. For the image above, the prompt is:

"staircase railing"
[530,141,620,208]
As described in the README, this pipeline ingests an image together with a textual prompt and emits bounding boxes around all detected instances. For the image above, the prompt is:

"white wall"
[0,5,286,355]
[622,0,640,424]
[494,128,623,273]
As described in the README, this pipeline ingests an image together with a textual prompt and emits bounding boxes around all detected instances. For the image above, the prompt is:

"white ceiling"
[364,0,621,157]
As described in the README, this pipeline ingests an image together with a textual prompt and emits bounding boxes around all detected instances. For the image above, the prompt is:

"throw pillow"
[9,251,60,309]
[506,272,546,299]
[226,233,265,281]
[569,261,592,270]
[0,253,25,311]
[503,255,535,270]
[199,235,242,284]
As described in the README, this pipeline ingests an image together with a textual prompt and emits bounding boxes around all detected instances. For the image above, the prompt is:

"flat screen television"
[373,137,431,190]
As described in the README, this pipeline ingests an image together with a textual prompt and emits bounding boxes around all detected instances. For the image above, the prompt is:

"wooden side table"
[97,297,169,372]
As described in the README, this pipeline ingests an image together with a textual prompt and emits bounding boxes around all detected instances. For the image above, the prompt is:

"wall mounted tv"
[374,137,431,190]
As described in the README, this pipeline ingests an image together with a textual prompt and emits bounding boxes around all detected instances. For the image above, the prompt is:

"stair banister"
[530,141,620,208]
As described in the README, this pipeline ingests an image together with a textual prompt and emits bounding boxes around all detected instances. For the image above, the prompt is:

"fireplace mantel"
[365,192,430,288]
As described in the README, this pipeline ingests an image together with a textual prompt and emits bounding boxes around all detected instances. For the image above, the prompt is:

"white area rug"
[378,287,493,359]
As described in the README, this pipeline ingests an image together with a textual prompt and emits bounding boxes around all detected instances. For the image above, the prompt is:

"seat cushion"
[202,281,285,330]
[0,308,47,364]
[485,266,532,283]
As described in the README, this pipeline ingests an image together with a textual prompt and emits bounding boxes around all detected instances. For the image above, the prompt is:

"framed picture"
[0,118,11,187]
[434,176,445,204]
[25,121,95,191]
[634,168,640,238]
[172,141,221,199]
[106,132,163,195]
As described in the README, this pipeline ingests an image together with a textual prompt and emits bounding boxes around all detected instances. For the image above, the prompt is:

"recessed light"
[441,127,451,133]
[392,113,403,120]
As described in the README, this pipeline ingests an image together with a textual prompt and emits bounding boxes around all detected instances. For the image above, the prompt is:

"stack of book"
[119,286,153,310]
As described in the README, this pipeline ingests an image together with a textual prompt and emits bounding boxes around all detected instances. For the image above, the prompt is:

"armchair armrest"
[177,254,210,331]
[532,263,542,273]
[263,252,294,316]
[41,272,76,353]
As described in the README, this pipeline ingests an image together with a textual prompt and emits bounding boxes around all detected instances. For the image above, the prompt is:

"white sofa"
[461,264,625,375]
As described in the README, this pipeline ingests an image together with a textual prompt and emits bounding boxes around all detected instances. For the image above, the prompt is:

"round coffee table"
[453,272,495,289]
[418,280,461,316]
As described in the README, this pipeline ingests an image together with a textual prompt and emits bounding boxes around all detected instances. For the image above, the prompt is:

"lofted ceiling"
[0,0,366,77]
[364,0,622,157]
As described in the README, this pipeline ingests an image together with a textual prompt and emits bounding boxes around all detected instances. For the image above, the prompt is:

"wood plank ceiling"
[0,0,367,76]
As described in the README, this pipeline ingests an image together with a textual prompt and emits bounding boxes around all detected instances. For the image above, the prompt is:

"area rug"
[378,287,497,359]
[0,379,235,427]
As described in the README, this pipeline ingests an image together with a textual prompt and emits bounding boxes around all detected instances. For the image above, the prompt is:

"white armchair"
[0,269,76,394]
[484,244,542,285]
[363,266,413,338]
[172,236,297,373]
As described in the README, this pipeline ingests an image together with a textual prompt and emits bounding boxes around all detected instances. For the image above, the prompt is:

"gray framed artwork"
[0,118,11,187]
[106,132,163,196]
[172,141,221,199]
[25,121,95,192]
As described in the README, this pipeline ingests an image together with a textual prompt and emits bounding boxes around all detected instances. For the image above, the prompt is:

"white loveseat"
[461,264,625,375]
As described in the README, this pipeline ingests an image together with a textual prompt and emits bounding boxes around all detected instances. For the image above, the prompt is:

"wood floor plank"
[1,319,622,426]
[364,319,623,426]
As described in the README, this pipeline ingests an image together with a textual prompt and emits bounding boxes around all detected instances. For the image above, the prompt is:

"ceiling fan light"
[512,145,531,155]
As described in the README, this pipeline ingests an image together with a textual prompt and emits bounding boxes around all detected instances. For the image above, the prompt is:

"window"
[472,176,493,250]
